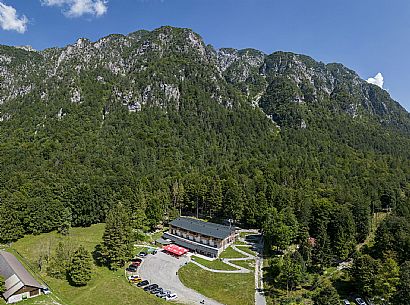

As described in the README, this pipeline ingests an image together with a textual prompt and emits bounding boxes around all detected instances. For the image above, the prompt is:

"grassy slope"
[179,263,254,305]
[10,224,181,305]
[219,246,247,259]
[191,256,238,271]
[230,260,255,270]
[235,246,256,256]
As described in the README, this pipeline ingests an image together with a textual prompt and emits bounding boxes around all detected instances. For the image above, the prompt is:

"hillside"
[0,25,409,244]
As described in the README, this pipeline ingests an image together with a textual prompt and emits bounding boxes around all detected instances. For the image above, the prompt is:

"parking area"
[138,250,223,305]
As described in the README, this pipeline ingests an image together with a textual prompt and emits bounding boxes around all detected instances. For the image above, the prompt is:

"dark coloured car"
[126,265,138,272]
[131,261,141,267]
[144,284,158,292]
[157,290,171,298]
[137,280,149,287]
[151,287,163,294]
[131,258,143,263]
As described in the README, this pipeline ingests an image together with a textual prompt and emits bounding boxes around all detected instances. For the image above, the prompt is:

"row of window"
[170,229,219,248]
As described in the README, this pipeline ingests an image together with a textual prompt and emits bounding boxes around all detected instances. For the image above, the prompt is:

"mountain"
[0,26,409,247]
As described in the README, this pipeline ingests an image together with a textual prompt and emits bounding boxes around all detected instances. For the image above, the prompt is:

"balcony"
[163,232,220,251]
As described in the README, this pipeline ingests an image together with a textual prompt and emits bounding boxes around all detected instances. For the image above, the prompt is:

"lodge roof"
[0,251,42,300]
[169,217,235,240]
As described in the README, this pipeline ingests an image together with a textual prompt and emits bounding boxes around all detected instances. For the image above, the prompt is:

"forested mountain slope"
[0,26,410,258]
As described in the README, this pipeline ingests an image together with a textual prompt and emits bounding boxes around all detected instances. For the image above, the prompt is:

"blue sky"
[1,0,409,109]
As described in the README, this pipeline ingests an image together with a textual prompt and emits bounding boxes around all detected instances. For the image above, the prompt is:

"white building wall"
[7,293,26,304]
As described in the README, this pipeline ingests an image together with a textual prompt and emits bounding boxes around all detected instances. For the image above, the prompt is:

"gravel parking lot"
[138,251,223,305]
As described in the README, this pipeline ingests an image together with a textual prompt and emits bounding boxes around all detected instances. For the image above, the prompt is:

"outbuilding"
[0,251,43,304]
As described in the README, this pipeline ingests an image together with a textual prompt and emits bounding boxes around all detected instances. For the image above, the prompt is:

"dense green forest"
[1,26,410,303]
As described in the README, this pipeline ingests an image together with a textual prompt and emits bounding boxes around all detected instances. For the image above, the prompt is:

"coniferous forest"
[1,26,410,303]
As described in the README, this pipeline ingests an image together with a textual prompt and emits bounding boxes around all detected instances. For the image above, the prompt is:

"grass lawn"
[179,263,255,305]
[191,256,238,271]
[239,231,254,238]
[236,246,257,256]
[133,245,155,256]
[233,240,248,245]
[149,229,167,242]
[10,224,182,305]
[230,260,255,270]
[220,246,248,259]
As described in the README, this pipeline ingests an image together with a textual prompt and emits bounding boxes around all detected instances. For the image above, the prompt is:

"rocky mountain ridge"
[1,26,408,132]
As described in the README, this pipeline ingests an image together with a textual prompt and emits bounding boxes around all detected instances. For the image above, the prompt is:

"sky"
[0,0,410,110]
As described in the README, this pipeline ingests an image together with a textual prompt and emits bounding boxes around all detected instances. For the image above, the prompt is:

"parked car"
[128,275,140,280]
[131,258,143,263]
[158,290,171,298]
[131,261,141,267]
[355,298,367,305]
[144,284,158,292]
[126,265,138,272]
[139,252,148,257]
[154,288,165,295]
[165,293,178,301]
[342,300,350,305]
[137,280,149,287]
[129,277,142,283]
[152,250,158,255]
[128,275,140,282]
[41,287,51,295]
[151,287,163,294]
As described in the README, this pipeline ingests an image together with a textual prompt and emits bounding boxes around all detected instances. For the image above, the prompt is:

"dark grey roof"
[0,250,42,299]
[169,217,235,240]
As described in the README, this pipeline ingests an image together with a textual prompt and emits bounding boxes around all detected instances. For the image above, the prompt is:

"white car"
[342,300,350,305]
[165,293,178,301]
[355,298,367,305]
[41,287,51,295]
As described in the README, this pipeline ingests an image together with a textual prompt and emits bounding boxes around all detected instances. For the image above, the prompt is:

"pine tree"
[208,176,223,217]
[277,252,306,294]
[351,254,380,296]
[393,261,410,305]
[329,206,356,260]
[68,245,92,286]
[0,205,24,243]
[58,207,72,236]
[312,281,340,305]
[374,256,400,302]
[101,203,133,270]
[312,223,332,271]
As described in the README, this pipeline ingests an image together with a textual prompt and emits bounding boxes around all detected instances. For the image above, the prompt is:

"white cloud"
[367,72,384,89]
[0,2,28,33]
[41,0,108,18]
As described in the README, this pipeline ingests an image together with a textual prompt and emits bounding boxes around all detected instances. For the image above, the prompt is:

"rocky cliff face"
[0,26,409,131]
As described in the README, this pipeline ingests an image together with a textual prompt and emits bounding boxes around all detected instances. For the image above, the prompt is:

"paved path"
[190,243,256,274]
[191,259,250,274]
[253,236,267,305]
[235,231,267,305]
[138,251,223,305]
